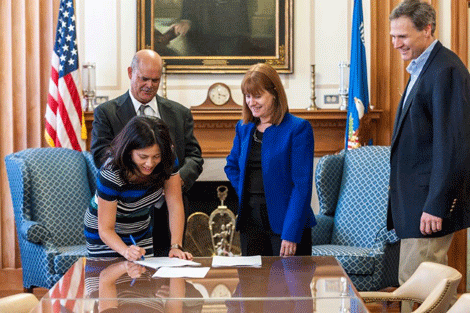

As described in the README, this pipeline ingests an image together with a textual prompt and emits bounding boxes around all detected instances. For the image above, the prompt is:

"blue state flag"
[345,0,369,150]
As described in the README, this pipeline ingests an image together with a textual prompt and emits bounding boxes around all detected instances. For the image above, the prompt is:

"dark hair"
[107,116,174,188]
[389,0,436,35]
[241,63,288,125]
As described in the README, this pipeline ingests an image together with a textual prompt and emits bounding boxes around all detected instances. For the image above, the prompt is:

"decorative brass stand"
[162,61,167,99]
[209,186,237,256]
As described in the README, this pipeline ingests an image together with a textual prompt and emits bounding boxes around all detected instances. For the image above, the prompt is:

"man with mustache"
[91,49,203,256]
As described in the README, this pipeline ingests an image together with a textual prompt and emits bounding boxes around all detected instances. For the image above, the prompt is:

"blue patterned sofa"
[5,148,99,291]
[311,145,400,291]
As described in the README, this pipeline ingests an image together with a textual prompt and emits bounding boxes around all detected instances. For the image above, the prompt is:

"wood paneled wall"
[451,0,468,67]
[450,0,469,293]
[371,0,403,147]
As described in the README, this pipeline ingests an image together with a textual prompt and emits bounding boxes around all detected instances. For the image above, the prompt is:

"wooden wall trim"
[451,0,468,67]
[450,0,468,293]
[371,0,406,147]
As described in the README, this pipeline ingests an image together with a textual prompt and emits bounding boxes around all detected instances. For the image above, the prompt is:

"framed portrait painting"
[136,0,293,73]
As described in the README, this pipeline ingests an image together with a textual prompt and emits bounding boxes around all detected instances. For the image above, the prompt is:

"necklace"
[253,130,263,143]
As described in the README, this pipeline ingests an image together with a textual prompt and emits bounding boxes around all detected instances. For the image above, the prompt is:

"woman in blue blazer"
[225,63,316,256]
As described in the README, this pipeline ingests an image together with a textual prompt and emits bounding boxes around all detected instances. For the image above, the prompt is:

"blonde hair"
[241,63,288,125]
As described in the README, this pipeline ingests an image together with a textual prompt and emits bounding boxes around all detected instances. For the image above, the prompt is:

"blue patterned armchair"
[311,145,400,291]
[5,148,99,291]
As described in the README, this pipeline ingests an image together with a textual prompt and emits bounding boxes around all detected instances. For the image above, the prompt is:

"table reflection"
[312,277,365,312]
[85,258,203,313]
[34,256,369,313]
[227,257,316,313]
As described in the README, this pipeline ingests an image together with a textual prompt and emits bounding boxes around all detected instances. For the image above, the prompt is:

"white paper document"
[153,267,210,278]
[135,257,201,269]
[211,255,262,267]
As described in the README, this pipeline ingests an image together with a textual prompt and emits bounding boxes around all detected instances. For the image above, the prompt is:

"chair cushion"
[53,245,88,275]
[311,245,376,275]
[331,146,390,248]
[15,148,92,247]
[315,151,345,216]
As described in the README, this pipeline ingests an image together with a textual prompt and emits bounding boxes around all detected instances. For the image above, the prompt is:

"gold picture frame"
[136,0,293,74]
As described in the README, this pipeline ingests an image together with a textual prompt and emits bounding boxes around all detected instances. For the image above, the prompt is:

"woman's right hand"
[123,245,146,261]
[124,261,146,279]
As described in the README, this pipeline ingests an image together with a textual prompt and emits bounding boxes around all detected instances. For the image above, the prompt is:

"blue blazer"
[225,113,316,243]
[388,41,470,238]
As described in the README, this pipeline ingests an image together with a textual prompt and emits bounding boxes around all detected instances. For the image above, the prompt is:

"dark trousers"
[152,193,190,256]
[239,194,312,256]
[240,226,312,256]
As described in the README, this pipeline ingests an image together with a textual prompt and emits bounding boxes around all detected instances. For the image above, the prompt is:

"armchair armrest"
[311,214,334,245]
[19,221,52,244]
[374,226,400,247]
[359,291,418,303]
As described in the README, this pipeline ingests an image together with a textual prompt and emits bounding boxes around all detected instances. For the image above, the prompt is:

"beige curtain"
[0,0,59,270]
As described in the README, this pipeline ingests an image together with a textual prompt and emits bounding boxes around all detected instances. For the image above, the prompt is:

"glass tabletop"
[31,256,369,313]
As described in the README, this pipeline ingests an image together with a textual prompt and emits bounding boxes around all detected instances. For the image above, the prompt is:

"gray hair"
[130,54,140,71]
[389,0,436,35]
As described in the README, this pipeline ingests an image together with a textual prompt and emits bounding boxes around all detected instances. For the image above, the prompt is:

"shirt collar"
[128,90,158,115]
[406,39,438,76]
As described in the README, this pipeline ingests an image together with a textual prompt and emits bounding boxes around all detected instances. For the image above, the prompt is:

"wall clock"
[191,83,242,110]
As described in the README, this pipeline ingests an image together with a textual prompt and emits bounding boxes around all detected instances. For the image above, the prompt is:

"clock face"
[209,83,231,106]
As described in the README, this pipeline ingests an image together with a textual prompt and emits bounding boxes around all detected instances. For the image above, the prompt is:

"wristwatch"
[170,243,183,250]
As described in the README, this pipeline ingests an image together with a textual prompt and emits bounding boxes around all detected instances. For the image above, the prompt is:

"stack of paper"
[134,256,263,278]
[135,257,210,278]
[153,267,210,278]
[211,255,262,267]
[135,257,201,269]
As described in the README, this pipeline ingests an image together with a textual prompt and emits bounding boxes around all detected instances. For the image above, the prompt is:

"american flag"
[49,259,87,312]
[45,0,86,151]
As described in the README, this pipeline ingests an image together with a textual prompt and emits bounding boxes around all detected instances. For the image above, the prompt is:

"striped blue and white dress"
[84,258,165,312]
[84,160,175,257]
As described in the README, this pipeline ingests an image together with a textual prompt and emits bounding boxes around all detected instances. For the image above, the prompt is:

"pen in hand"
[129,234,145,261]
[130,277,137,287]
[129,234,144,287]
